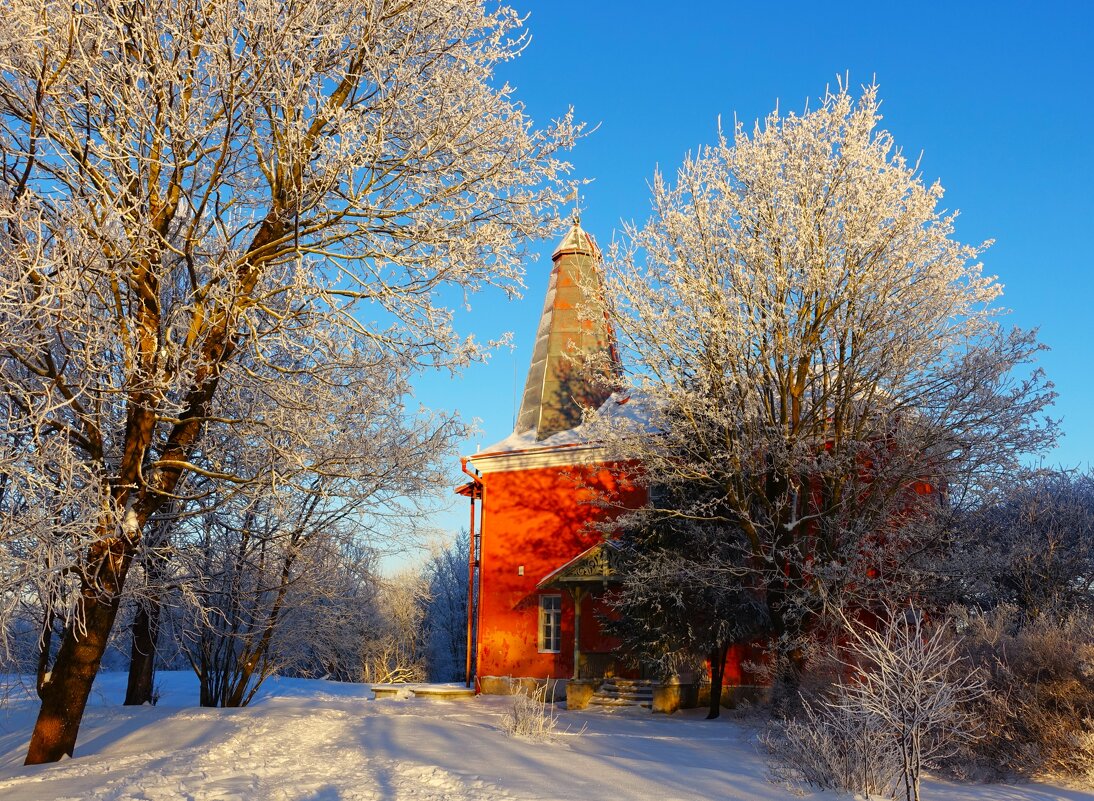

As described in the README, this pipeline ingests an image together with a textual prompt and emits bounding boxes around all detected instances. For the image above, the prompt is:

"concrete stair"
[589,679,653,708]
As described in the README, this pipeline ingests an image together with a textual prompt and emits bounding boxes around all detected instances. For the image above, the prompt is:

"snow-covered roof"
[468,391,657,473]
[480,392,651,456]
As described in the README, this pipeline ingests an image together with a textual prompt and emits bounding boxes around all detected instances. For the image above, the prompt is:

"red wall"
[475,461,643,680]
[474,459,763,687]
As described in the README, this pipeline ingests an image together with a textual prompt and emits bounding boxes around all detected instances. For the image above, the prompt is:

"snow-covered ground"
[0,672,1090,801]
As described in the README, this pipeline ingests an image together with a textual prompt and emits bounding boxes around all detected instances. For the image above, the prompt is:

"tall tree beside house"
[0,0,577,763]
[605,477,768,719]
[584,83,1057,699]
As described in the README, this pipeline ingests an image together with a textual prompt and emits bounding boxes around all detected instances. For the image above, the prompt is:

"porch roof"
[536,539,627,588]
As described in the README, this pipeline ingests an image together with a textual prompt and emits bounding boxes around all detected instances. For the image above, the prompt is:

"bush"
[952,606,1094,781]
[501,682,560,741]
[763,694,901,797]
[764,606,983,801]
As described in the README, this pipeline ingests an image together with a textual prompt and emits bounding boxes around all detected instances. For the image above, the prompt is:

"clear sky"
[409,0,1094,551]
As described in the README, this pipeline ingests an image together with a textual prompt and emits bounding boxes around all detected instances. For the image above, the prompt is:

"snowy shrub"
[501,682,560,741]
[765,606,983,801]
[763,693,901,797]
[952,606,1094,781]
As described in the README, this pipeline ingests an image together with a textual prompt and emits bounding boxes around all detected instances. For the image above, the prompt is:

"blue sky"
[411,0,1094,548]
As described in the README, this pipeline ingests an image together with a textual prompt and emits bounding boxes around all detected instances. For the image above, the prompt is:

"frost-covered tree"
[838,608,983,801]
[177,496,352,707]
[946,469,1094,619]
[354,570,430,684]
[122,342,457,706]
[421,531,470,683]
[605,478,767,719]
[765,605,983,801]
[172,415,438,707]
[0,0,577,763]
[585,83,1056,697]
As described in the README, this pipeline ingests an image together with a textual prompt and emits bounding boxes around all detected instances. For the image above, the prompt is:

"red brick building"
[459,218,646,688]
[458,218,772,704]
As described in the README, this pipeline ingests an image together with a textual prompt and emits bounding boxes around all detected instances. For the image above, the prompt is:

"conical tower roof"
[515,217,619,441]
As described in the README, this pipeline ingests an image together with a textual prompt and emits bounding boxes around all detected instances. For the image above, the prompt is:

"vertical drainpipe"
[464,481,476,688]
[475,481,487,691]
[460,457,483,689]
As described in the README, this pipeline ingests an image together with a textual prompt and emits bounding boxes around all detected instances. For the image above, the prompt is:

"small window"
[538,595,561,653]
[649,482,670,509]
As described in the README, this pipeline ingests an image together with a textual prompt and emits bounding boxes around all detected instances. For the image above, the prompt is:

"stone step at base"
[587,678,655,709]
[590,688,652,707]
[590,696,652,708]
[596,691,653,701]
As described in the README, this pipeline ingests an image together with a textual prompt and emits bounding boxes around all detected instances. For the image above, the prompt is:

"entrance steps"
[589,678,653,708]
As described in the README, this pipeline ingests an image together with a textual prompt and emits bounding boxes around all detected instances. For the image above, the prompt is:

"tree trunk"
[25,543,131,764]
[766,528,809,712]
[768,606,807,715]
[125,511,173,705]
[225,664,253,708]
[198,642,215,707]
[124,595,161,705]
[706,641,729,720]
[35,611,55,699]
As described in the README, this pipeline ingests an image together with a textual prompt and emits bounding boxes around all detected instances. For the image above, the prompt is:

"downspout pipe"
[460,457,483,689]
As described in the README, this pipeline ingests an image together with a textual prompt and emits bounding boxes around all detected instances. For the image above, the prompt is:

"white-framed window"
[538,594,562,653]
